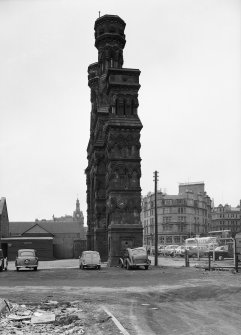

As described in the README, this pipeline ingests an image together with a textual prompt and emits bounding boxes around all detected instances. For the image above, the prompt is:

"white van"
[79,251,101,270]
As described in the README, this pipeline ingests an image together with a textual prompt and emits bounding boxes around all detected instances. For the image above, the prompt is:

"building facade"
[0,197,9,257]
[211,202,241,236]
[142,182,212,246]
[0,197,9,241]
[8,199,86,259]
[86,15,143,265]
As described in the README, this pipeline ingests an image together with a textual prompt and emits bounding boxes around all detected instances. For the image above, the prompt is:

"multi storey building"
[211,202,241,236]
[142,182,212,246]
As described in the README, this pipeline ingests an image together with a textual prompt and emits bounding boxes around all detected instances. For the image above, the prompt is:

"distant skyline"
[1,0,240,222]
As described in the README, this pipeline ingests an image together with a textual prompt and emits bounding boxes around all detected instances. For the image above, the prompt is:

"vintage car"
[186,246,206,258]
[0,249,8,271]
[174,245,186,257]
[15,249,38,271]
[79,251,101,270]
[119,247,151,270]
[208,245,232,260]
[162,245,179,256]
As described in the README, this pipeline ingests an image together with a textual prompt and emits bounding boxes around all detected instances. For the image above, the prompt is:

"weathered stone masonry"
[85,14,143,265]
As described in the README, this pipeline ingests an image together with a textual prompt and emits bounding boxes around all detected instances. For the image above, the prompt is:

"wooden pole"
[154,171,158,266]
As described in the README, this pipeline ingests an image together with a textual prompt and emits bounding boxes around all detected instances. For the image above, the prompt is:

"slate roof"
[9,221,85,236]
[23,223,54,236]
[1,237,53,240]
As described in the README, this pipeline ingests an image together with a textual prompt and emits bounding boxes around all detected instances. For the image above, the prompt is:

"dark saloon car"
[208,245,232,261]
[15,249,38,271]
[0,249,8,271]
[119,247,151,270]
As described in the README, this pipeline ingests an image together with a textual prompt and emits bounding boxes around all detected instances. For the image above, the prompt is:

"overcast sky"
[1,0,240,222]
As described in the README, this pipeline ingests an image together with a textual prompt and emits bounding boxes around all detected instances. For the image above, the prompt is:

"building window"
[180,225,185,232]
[159,236,165,244]
[174,236,180,243]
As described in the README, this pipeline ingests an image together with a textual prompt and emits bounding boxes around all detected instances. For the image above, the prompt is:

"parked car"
[79,251,101,270]
[174,245,186,257]
[15,249,38,271]
[147,245,164,255]
[0,249,8,271]
[119,247,151,270]
[208,245,232,261]
[186,246,206,258]
[163,245,179,256]
[158,245,166,255]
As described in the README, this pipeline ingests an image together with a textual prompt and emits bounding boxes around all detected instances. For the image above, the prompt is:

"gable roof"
[22,223,53,236]
[9,222,35,236]
[9,220,85,236]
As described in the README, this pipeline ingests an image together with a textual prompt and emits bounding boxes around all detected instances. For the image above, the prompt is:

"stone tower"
[86,14,143,265]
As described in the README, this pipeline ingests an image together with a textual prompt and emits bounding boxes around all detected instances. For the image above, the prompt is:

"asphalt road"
[1,259,241,334]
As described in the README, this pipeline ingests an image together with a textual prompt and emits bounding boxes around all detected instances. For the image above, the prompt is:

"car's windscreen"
[19,251,35,257]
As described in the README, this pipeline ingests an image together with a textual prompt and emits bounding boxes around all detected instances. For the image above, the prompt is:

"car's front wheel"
[34,267,37,271]
[144,265,149,270]
[126,262,131,270]
[16,267,19,272]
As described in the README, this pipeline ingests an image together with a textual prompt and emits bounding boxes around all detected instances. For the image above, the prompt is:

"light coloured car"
[163,245,179,256]
[174,245,186,257]
[15,249,38,271]
[185,246,206,258]
[79,251,101,270]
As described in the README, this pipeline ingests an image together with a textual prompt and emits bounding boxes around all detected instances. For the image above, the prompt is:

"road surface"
[1,260,241,334]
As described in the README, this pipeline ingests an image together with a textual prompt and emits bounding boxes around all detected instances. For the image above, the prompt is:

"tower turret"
[94,15,126,74]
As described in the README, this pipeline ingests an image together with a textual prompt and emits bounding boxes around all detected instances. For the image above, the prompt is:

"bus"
[185,236,218,253]
[207,230,231,238]
[207,230,233,246]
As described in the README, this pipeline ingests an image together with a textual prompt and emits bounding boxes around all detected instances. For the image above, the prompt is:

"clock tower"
[73,198,84,224]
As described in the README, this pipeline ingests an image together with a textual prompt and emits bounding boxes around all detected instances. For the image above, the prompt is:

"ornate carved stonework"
[86,15,143,265]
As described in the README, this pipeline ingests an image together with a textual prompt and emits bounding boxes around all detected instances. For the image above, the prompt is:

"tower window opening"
[123,99,126,116]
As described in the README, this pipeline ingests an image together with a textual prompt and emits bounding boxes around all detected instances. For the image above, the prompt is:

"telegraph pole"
[153,171,159,266]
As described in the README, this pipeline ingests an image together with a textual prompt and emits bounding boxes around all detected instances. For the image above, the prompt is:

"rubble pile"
[0,299,87,335]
